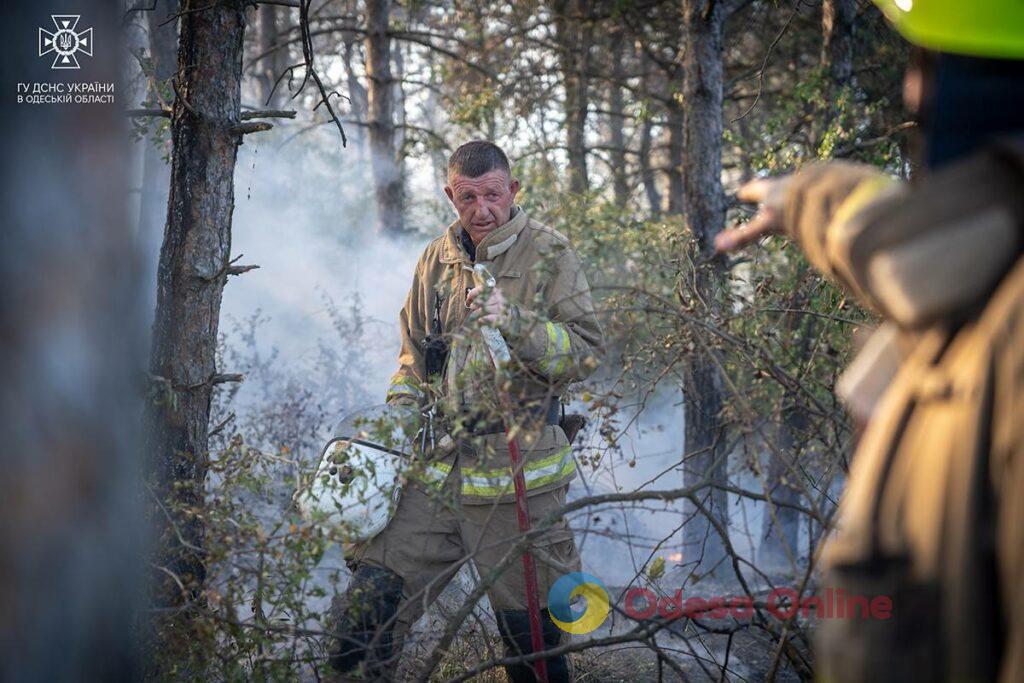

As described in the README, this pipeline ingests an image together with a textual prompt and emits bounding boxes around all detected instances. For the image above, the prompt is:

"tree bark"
[607,28,629,208]
[818,0,857,150]
[666,19,685,216]
[639,53,662,218]
[256,3,288,107]
[553,0,592,195]
[341,34,368,155]
[758,407,806,571]
[139,0,179,319]
[143,0,247,663]
[1,4,143,679]
[680,0,729,579]
[394,39,409,203]
[639,114,662,217]
[666,98,685,214]
[423,47,449,195]
[365,0,405,236]
[757,252,817,572]
[822,0,855,87]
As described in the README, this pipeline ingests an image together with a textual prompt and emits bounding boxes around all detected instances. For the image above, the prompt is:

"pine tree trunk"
[553,0,591,195]
[639,114,662,217]
[666,99,685,215]
[758,270,815,570]
[680,0,729,579]
[822,0,855,86]
[758,408,805,571]
[423,48,449,194]
[393,40,409,202]
[365,0,405,236]
[639,53,662,218]
[607,28,629,208]
[139,0,179,318]
[818,0,856,144]
[341,35,369,156]
[256,3,286,107]
[143,0,247,663]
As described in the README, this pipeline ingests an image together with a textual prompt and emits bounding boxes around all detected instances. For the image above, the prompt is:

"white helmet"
[295,405,418,542]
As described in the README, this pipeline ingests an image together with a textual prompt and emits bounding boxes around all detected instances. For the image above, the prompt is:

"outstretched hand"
[714,176,791,254]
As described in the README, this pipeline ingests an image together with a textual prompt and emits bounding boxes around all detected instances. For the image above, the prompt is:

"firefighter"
[715,1,1024,680]
[326,141,604,681]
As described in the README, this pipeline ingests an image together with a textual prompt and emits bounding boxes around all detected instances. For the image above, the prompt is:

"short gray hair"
[447,141,511,180]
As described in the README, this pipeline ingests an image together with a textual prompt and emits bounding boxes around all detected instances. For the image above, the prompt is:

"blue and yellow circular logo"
[548,572,610,634]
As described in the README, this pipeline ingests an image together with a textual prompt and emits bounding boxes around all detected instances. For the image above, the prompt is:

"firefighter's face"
[445,168,521,245]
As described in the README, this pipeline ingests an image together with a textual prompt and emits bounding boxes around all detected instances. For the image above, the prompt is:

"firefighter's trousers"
[328,459,580,678]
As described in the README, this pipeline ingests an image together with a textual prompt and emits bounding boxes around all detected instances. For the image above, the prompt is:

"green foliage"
[515,144,874,491]
[129,49,173,160]
[448,87,501,131]
[154,1,911,676]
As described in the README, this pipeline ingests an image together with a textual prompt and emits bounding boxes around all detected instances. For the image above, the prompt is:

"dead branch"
[294,0,347,146]
[230,121,273,135]
[208,412,236,438]
[240,109,297,120]
[225,264,260,276]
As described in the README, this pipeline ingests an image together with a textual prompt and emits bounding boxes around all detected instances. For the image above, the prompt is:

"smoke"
[223,126,689,585]
[566,390,689,586]
[224,127,429,410]
[130,115,810,678]
[216,123,800,590]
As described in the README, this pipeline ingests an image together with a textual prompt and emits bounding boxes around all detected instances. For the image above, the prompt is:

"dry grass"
[419,630,667,682]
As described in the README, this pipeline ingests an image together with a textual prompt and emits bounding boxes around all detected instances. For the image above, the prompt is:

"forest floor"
[413,622,808,682]
[389,580,810,682]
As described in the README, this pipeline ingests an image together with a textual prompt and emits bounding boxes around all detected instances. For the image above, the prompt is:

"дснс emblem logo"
[39,15,93,70]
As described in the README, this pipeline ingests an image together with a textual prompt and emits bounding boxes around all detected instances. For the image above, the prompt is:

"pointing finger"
[736,178,774,204]
[714,209,783,254]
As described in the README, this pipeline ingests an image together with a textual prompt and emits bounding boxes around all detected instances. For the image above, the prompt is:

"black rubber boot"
[327,564,404,678]
[495,608,572,683]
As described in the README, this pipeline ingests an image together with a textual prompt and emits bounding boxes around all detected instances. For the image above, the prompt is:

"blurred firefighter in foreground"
[716,1,1024,680]
[326,141,604,681]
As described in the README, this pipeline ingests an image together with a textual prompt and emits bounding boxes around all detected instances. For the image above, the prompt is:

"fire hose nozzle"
[472,263,497,288]
[467,263,511,365]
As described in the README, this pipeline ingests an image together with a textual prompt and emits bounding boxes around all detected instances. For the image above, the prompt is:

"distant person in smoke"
[325,141,605,681]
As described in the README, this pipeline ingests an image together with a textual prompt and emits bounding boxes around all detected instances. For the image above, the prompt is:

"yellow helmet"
[872,0,1024,59]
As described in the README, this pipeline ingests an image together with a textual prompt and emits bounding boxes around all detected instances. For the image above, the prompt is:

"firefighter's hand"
[467,284,512,327]
[714,176,790,254]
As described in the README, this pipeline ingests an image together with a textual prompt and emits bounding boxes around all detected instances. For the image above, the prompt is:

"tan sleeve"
[997,425,1024,681]
[782,161,901,308]
[785,154,1024,330]
[504,245,605,386]
[992,272,1024,681]
[386,258,428,407]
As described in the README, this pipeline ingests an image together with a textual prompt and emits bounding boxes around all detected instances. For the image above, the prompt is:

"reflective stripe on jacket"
[387,207,605,502]
[410,435,575,502]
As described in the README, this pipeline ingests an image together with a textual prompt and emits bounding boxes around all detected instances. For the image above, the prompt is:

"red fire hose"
[473,263,549,683]
[504,428,549,683]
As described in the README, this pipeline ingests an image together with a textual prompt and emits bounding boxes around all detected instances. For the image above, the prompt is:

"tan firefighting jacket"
[385,206,605,504]
[781,145,1024,681]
